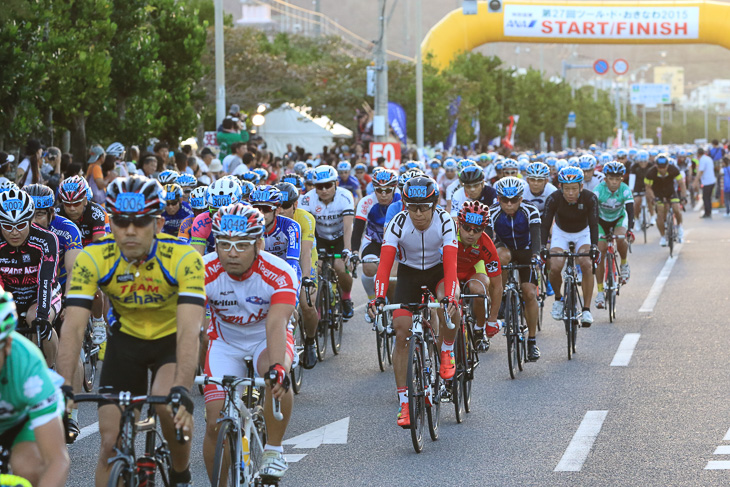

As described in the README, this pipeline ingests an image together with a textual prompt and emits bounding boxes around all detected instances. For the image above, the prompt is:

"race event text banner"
[503,5,700,39]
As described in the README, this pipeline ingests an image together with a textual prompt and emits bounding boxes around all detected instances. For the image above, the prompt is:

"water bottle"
[136,454,156,487]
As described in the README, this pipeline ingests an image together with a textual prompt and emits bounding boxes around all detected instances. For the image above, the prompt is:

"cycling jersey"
[456,232,501,280]
[338,175,361,197]
[376,208,458,299]
[384,199,405,226]
[189,212,216,254]
[162,203,194,237]
[541,190,599,246]
[582,171,605,192]
[628,162,651,193]
[263,215,302,281]
[48,215,83,288]
[293,208,317,278]
[644,165,683,198]
[488,201,541,254]
[523,182,557,214]
[352,192,402,251]
[0,224,60,320]
[57,201,108,247]
[177,214,194,243]
[594,181,634,222]
[445,179,461,203]
[299,187,355,241]
[450,185,498,219]
[67,234,206,340]
[0,332,63,445]
[437,174,458,205]
[204,250,298,345]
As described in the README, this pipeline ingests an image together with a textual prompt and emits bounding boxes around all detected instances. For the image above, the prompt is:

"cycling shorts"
[456,260,486,283]
[316,235,345,258]
[361,241,382,261]
[654,192,680,204]
[0,416,32,448]
[394,263,445,308]
[504,249,538,286]
[16,291,62,321]
[550,226,591,252]
[598,215,628,238]
[203,333,295,403]
[99,331,177,397]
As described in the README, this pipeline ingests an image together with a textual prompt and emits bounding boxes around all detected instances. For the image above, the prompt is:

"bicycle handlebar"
[74,393,169,407]
[381,302,454,329]
[194,375,283,421]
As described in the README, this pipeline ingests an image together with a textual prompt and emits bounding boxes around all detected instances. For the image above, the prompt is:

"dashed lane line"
[554,410,608,472]
[610,333,641,367]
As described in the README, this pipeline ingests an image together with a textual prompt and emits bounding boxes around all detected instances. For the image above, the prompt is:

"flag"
[503,115,520,149]
[471,115,480,150]
[388,102,407,145]
[444,96,462,152]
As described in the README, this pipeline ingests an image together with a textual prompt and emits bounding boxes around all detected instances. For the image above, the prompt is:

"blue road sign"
[594,59,609,75]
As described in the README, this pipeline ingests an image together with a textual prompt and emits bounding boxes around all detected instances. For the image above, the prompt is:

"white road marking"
[354,303,367,312]
[705,461,730,469]
[723,426,730,441]
[75,421,99,442]
[610,333,641,366]
[283,454,308,463]
[554,410,608,472]
[714,445,730,455]
[283,417,350,449]
[639,230,689,313]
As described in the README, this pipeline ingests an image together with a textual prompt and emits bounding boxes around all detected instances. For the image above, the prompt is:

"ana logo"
[506,19,537,29]
[246,296,269,305]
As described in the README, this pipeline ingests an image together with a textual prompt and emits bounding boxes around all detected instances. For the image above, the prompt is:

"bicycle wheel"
[315,285,328,361]
[406,336,425,453]
[212,419,238,487]
[82,335,98,392]
[106,458,134,487]
[666,209,675,257]
[330,283,343,355]
[606,252,615,324]
[462,321,475,414]
[453,323,466,424]
[376,326,386,372]
[642,206,648,244]
[425,337,441,441]
[248,416,266,484]
[564,280,573,360]
[515,294,525,372]
[536,273,544,332]
[291,318,303,394]
[505,292,517,379]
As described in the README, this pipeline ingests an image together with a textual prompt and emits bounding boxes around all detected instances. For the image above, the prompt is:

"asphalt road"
[66,208,730,486]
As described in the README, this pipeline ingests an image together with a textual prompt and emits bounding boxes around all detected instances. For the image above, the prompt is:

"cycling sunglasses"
[464,182,484,190]
[503,170,518,176]
[217,239,255,252]
[499,196,520,204]
[253,204,275,214]
[111,215,157,228]
[315,182,335,191]
[405,202,434,213]
[375,187,394,195]
[62,200,85,208]
[0,221,29,233]
[460,223,485,234]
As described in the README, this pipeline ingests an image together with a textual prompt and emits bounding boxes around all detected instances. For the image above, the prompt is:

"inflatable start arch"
[422,0,730,69]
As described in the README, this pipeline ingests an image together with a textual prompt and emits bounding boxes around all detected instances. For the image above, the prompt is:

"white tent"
[256,103,353,157]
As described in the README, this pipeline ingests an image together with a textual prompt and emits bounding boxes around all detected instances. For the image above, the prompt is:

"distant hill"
[225,0,730,88]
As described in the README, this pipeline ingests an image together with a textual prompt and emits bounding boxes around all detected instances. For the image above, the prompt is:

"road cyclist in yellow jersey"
[57,175,206,487]
[276,180,320,369]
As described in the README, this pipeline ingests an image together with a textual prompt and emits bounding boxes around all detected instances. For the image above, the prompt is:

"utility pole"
[313,0,321,36]
[705,99,709,141]
[214,0,226,127]
[415,0,424,150]
[374,0,389,143]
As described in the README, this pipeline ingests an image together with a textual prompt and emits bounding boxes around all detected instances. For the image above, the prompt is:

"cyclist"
[444,159,475,213]
[0,292,69,487]
[337,161,362,202]
[58,176,205,487]
[523,162,557,213]
[177,185,208,244]
[579,154,604,192]
[249,185,302,282]
[191,178,243,256]
[158,170,179,186]
[450,165,497,220]
[628,149,656,228]
[385,169,421,224]
[593,161,634,309]
[177,174,197,203]
[299,165,356,319]
[368,176,460,427]
[501,158,521,178]
[488,177,543,361]
[436,158,458,207]
[644,153,686,246]
[456,201,503,348]
[0,189,61,366]
[353,169,400,309]
[276,182,318,369]
[302,168,316,196]
[203,204,295,480]
[542,167,600,327]
[162,183,194,237]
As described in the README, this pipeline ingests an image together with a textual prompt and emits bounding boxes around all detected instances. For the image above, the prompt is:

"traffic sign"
[613,59,629,75]
[593,59,609,76]
[566,111,577,129]
[630,84,671,107]
[369,142,401,170]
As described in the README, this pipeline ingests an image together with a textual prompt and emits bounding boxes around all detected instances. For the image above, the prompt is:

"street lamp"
[252,113,266,126]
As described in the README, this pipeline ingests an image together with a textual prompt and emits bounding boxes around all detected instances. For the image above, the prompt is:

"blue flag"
[444,96,462,152]
[388,102,407,145]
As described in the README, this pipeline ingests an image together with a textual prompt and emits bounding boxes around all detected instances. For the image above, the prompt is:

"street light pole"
[415,0,424,150]
[313,0,321,36]
[374,0,389,143]
[214,0,226,127]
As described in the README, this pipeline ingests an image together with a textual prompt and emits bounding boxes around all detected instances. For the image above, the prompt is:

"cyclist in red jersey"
[456,201,503,346]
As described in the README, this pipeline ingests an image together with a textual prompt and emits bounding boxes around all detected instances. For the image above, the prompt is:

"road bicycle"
[454,279,484,420]
[634,192,651,244]
[601,232,629,323]
[363,256,394,372]
[75,391,186,487]
[81,318,101,391]
[659,197,679,257]
[380,290,452,453]
[500,263,535,379]
[546,243,596,360]
[289,313,303,394]
[312,251,346,360]
[536,265,547,332]
[194,364,283,487]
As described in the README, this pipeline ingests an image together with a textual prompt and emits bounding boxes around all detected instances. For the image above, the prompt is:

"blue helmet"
[557,166,585,184]
[429,159,441,169]
[293,161,308,176]
[502,158,519,171]
[240,171,260,185]
[636,150,649,162]
[525,162,550,180]
[249,185,282,207]
[158,170,179,185]
[494,160,505,171]
[177,173,197,188]
[544,157,558,168]
[354,163,367,172]
[372,169,398,187]
[616,148,628,158]
[189,186,208,210]
[399,169,423,190]
[337,161,351,173]
[313,165,338,183]
[494,176,525,199]
[555,159,569,171]
[239,180,256,200]
[280,174,304,190]
[598,153,612,165]
[578,154,597,171]
[655,153,670,165]
[459,165,485,185]
[163,184,183,202]
[649,149,659,157]
[252,168,269,181]
[518,160,530,172]
[603,161,626,176]
[458,159,476,171]
[303,168,317,184]
[443,158,458,172]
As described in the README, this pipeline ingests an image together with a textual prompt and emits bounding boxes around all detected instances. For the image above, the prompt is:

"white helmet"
[313,165,338,184]
[0,188,35,225]
[206,178,242,209]
[106,142,125,158]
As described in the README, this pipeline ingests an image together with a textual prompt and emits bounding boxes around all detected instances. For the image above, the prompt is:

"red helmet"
[58,176,90,204]
[458,200,489,227]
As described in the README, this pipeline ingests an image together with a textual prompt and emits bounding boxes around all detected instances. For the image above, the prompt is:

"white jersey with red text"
[204,250,298,346]
[382,207,457,270]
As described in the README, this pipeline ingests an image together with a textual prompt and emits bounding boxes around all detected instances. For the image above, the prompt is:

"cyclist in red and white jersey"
[368,176,460,428]
[203,203,296,481]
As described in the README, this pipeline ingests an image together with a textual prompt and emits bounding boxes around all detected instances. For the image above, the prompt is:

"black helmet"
[402,176,438,204]
[23,184,55,210]
[275,182,299,206]
[459,165,485,185]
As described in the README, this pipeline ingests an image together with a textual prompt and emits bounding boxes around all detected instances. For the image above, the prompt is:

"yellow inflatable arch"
[422,0,730,70]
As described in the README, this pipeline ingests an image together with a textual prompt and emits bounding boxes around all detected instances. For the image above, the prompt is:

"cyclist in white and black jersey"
[522,162,557,214]
[299,165,356,318]
[368,176,460,428]
[579,154,605,192]
[444,159,477,213]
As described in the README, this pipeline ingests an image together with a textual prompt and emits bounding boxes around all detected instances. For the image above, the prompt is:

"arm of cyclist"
[625,201,635,232]
[540,193,557,247]
[644,178,655,202]
[587,192,600,247]
[442,216,459,316]
[351,217,366,252]
[35,232,59,323]
[34,415,70,487]
[481,235,503,323]
[63,248,81,296]
[678,177,688,200]
[369,245,397,317]
[265,301,296,400]
[342,214,354,253]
